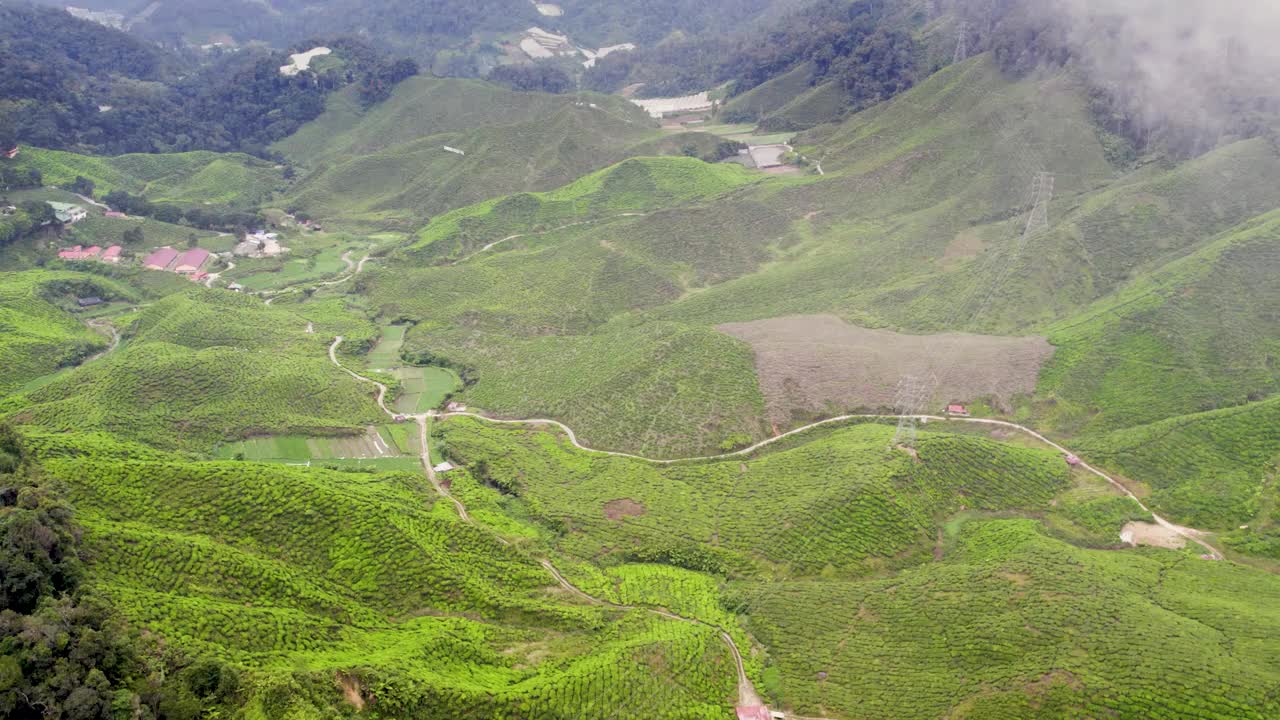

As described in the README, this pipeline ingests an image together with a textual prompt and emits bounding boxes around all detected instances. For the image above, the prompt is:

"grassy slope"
[0,269,137,394]
[31,433,736,717]
[11,146,282,207]
[5,289,383,450]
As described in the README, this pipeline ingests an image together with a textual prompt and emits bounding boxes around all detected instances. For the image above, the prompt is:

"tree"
[69,176,95,197]
[19,201,53,226]
[122,227,144,245]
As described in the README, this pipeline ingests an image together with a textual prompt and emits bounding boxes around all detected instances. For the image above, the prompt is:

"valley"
[3,1,1280,718]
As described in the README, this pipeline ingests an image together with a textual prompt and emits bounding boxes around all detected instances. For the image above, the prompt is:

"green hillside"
[31,434,737,717]
[10,147,283,207]
[440,417,1072,575]
[4,290,382,450]
[0,270,136,394]
[740,519,1280,719]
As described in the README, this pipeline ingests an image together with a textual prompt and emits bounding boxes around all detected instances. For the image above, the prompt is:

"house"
[173,248,210,274]
[226,282,244,292]
[143,247,179,271]
[445,402,467,412]
[945,404,970,417]
[432,462,455,474]
[190,271,209,282]
[104,211,127,219]
[2,146,18,159]
[76,297,103,308]
[47,202,87,224]
[101,245,122,263]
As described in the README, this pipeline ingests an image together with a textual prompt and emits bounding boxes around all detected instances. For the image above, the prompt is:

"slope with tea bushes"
[27,433,738,717]
[407,156,762,261]
[737,519,1280,719]
[1073,396,1280,542]
[0,270,137,394]
[439,417,1071,576]
[5,289,382,450]
[12,147,283,207]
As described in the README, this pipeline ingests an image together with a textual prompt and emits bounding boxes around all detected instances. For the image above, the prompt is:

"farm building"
[58,245,102,260]
[47,202,87,224]
[433,462,456,474]
[446,402,467,412]
[104,211,127,219]
[143,247,179,270]
[101,245,122,263]
[174,248,210,274]
[946,404,971,417]
[76,297,103,308]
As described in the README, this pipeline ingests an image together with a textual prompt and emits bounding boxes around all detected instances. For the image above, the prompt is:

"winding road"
[325,334,1222,719]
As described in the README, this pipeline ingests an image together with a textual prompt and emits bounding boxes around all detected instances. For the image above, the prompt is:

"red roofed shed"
[174,248,210,274]
[144,247,179,270]
[101,246,122,263]
[946,404,970,417]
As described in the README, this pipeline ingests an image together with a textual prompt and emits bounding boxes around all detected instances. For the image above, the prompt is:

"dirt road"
[440,411,1222,559]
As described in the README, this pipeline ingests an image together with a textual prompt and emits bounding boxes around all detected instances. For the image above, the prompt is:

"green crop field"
[0,269,137,394]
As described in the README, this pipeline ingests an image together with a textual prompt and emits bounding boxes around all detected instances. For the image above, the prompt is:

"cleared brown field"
[718,314,1053,424]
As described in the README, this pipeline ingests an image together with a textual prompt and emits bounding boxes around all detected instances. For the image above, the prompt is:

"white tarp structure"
[630,92,713,119]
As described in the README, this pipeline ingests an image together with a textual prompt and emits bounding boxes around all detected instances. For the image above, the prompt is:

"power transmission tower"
[1023,171,1054,238]
[891,374,934,448]
[953,21,970,65]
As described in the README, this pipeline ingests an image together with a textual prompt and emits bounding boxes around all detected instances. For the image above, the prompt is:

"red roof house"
[82,245,102,258]
[173,248,210,274]
[946,404,970,417]
[58,245,85,260]
[144,247,179,270]
[101,245,122,263]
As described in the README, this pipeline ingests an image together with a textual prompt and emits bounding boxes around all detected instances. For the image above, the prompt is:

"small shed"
[77,297,103,308]
[432,462,456,474]
[946,404,970,417]
[101,245,122,263]
[446,402,467,412]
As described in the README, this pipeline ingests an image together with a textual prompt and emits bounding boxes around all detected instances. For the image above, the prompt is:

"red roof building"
[173,248,210,274]
[58,245,85,260]
[144,247,179,270]
[82,245,102,258]
[946,404,970,416]
[101,246,122,263]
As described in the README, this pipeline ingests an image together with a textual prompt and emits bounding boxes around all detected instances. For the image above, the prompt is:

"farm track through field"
[84,319,119,363]
[260,250,374,304]
[204,260,234,288]
[327,336,767,714]
[439,411,1222,560]
[329,335,1221,719]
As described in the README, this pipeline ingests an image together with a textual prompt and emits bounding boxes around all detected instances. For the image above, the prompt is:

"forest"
[0,4,418,157]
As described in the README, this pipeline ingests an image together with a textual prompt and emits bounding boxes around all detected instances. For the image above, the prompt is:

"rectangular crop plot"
[719,314,1053,423]
[366,325,407,368]
[216,425,406,463]
[392,366,461,413]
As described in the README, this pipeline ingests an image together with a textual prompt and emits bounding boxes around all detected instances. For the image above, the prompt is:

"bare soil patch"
[603,498,647,521]
[718,314,1053,424]
[1120,521,1186,550]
